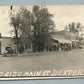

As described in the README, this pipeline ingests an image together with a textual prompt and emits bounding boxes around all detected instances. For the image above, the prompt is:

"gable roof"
[50,30,65,36]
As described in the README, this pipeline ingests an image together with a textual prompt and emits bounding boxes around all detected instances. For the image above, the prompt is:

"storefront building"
[0,37,16,54]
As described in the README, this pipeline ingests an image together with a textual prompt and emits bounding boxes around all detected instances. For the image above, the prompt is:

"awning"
[52,43,58,45]
[52,37,72,43]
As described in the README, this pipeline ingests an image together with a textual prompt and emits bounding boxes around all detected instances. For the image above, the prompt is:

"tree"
[17,8,33,49]
[32,6,55,52]
[65,22,83,41]
[10,12,21,53]
[65,22,83,33]
[10,7,34,52]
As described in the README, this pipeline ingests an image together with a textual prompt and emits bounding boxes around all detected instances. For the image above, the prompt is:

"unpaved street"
[0,49,84,73]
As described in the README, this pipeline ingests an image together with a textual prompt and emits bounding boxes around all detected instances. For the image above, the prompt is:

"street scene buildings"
[0,6,84,77]
[0,29,83,54]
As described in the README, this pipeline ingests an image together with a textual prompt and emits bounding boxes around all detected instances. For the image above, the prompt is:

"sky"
[0,5,84,37]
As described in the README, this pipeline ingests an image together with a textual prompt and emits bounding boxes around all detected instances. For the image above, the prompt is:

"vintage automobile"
[5,47,14,54]
[3,47,14,57]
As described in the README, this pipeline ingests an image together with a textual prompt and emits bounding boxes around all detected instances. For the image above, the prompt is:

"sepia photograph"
[0,5,84,79]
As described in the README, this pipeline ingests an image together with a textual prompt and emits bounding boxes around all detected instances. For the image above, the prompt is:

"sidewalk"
[7,49,82,57]
[2,48,83,57]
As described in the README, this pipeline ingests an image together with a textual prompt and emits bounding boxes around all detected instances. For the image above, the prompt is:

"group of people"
[45,43,80,52]
[61,43,72,51]
[59,43,80,51]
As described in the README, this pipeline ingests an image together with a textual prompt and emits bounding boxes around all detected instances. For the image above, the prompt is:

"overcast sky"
[0,5,84,37]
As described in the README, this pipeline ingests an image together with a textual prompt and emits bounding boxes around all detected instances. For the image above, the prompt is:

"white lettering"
[42,70,51,76]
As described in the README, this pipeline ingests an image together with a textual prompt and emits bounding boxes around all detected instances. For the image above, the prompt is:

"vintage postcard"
[0,5,84,80]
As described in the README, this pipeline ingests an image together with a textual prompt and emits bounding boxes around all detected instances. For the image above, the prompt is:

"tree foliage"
[32,6,55,52]
[10,6,55,52]
[65,22,83,33]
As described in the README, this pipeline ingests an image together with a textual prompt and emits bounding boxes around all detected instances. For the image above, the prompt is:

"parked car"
[5,47,14,54]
